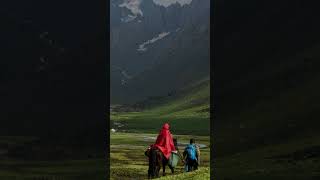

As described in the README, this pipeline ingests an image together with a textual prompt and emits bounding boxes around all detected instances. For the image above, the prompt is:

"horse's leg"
[156,162,161,178]
[156,151,162,178]
[163,165,166,176]
[147,155,152,179]
[150,149,158,178]
[162,160,166,176]
[149,157,153,178]
[162,154,167,176]
[169,164,174,174]
[148,169,151,179]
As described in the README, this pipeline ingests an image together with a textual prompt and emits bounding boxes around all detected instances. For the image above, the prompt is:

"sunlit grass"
[110,133,210,180]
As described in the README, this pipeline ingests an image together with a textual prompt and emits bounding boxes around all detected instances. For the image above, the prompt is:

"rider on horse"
[153,123,177,159]
[145,123,179,178]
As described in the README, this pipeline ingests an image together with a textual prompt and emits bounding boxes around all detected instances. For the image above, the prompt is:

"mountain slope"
[111,78,210,135]
[110,0,210,104]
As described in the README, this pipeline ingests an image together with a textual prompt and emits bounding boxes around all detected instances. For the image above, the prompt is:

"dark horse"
[146,147,174,179]
[145,139,178,179]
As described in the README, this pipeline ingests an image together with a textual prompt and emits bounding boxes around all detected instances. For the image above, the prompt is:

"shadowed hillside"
[213,0,320,179]
[0,3,107,179]
[0,6,106,148]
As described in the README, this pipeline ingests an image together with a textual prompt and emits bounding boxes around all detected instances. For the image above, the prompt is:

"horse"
[146,147,174,179]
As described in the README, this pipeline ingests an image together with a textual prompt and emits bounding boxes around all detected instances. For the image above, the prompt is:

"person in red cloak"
[153,123,177,159]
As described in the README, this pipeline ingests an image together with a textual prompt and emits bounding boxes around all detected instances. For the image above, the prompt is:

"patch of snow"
[119,0,143,22]
[121,14,137,23]
[153,0,193,7]
[121,70,132,79]
[137,32,170,52]
[121,79,127,85]
[137,47,147,52]
[112,65,132,82]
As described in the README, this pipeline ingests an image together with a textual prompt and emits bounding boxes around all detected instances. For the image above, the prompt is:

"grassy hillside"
[215,134,320,180]
[110,79,210,179]
[214,43,320,179]
[0,159,106,180]
[158,167,210,180]
[111,78,210,135]
[215,43,320,152]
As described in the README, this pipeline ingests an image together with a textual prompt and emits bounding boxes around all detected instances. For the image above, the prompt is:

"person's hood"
[162,123,170,130]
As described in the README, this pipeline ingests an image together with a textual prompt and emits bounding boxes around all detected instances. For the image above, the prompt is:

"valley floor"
[110,132,210,180]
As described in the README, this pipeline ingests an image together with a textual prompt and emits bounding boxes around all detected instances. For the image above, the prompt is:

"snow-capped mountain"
[111,0,210,104]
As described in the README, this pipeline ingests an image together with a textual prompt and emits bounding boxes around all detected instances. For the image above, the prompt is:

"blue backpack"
[185,144,197,161]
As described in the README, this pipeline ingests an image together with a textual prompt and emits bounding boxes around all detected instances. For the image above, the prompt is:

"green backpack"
[168,152,179,167]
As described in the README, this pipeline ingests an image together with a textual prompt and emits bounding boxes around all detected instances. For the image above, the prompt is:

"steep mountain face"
[111,0,210,104]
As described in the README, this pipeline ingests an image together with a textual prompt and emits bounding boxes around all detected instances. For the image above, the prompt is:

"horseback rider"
[145,123,178,178]
[153,123,177,159]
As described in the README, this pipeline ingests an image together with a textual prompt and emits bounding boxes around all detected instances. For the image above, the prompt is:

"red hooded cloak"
[153,123,176,159]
